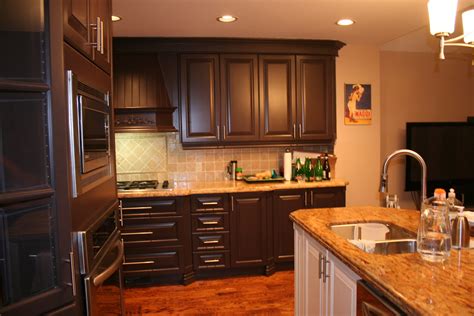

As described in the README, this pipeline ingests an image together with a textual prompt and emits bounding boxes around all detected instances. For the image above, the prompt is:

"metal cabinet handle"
[223,125,226,140]
[122,213,150,217]
[119,200,123,226]
[299,124,302,138]
[319,253,324,279]
[203,240,219,244]
[123,261,155,266]
[64,252,77,296]
[202,221,219,225]
[122,206,152,210]
[217,125,220,140]
[93,240,124,287]
[304,191,308,207]
[90,17,101,51]
[293,124,296,138]
[323,258,330,283]
[121,231,153,236]
[310,191,314,207]
[202,202,218,206]
[231,196,234,212]
[204,259,220,263]
[100,19,104,54]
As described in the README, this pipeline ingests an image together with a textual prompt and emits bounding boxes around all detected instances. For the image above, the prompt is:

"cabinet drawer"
[121,198,180,217]
[193,251,230,270]
[123,246,183,274]
[191,194,228,213]
[192,232,229,251]
[191,213,229,232]
[121,216,183,244]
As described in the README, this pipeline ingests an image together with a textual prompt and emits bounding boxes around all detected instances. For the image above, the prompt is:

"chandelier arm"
[444,34,466,43]
[444,43,474,48]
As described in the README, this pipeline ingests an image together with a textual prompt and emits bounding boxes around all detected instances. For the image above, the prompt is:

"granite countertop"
[117,179,348,198]
[290,206,474,315]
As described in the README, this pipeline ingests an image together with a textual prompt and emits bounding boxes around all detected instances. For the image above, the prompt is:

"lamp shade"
[462,9,474,43]
[428,0,458,36]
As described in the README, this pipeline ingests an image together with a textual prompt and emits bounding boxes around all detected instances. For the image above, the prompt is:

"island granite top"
[290,206,474,316]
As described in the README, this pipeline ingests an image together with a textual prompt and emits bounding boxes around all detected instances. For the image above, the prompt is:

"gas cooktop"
[116,180,171,191]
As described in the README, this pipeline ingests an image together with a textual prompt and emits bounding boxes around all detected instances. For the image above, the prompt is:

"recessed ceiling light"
[111,15,122,22]
[336,19,355,26]
[217,15,238,23]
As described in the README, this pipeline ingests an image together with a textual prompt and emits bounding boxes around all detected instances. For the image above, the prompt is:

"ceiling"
[112,0,473,47]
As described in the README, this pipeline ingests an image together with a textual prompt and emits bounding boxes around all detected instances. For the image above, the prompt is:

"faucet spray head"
[379,174,388,193]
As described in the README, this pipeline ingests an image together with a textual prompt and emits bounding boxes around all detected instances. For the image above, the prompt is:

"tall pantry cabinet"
[0,0,115,314]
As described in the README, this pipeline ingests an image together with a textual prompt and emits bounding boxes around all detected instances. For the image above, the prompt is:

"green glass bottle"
[315,156,323,181]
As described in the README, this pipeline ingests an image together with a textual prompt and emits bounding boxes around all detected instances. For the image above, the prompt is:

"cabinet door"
[304,235,327,316]
[180,54,220,145]
[220,54,259,142]
[273,190,305,262]
[230,193,267,267]
[310,187,346,208]
[89,0,112,73]
[63,0,92,59]
[259,55,296,142]
[296,55,335,141]
[329,252,360,316]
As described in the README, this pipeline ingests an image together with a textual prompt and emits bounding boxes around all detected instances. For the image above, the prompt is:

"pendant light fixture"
[428,0,474,59]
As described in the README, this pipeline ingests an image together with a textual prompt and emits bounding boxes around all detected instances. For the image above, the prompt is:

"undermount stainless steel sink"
[330,222,417,254]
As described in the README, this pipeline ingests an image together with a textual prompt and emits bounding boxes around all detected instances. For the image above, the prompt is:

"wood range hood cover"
[113,53,177,132]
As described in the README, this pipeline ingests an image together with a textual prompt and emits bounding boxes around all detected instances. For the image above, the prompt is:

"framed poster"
[344,83,372,125]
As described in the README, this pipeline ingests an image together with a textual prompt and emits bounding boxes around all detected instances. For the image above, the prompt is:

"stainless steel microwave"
[67,70,111,197]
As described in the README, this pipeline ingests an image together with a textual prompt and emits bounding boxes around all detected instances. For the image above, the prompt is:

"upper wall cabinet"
[63,0,112,73]
[112,38,344,145]
[113,53,177,132]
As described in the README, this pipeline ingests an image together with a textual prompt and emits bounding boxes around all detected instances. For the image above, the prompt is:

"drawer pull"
[203,240,219,244]
[202,221,219,225]
[123,261,154,265]
[121,231,153,236]
[202,202,218,206]
[122,213,150,217]
[204,259,220,263]
[122,206,152,210]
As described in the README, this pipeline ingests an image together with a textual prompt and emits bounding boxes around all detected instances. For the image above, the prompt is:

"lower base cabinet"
[294,224,360,316]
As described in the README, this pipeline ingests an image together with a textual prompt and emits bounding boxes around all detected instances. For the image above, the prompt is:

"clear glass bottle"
[417,188,452,262]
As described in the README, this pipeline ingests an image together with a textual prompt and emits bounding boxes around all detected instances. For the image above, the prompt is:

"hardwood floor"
[124,271,294,315]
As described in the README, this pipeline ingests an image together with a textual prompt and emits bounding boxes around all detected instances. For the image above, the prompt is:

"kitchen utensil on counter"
[451,206,471,249]
[227,160,238,180]
[417,190,452,262]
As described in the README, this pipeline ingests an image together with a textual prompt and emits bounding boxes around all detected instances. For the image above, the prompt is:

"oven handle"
[92,240,124,287]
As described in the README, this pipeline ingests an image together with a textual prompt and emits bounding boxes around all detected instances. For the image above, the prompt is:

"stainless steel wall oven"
[67,70,112,197]
[74,203,124,315]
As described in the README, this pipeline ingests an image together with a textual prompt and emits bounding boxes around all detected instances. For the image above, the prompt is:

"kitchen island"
[290,206,474,315]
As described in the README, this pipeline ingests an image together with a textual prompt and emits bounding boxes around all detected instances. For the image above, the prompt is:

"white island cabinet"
[294,224,361,316]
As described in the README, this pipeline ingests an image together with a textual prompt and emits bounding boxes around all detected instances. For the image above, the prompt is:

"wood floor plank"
[124,271,294,315]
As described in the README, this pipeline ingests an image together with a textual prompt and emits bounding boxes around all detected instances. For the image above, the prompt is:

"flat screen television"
[405,122,474,206]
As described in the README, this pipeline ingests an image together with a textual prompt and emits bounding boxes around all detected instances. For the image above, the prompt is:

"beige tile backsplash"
[115,132,331,182]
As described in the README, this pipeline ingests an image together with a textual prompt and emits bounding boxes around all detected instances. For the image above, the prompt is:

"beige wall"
[335,45,381,207]
[380,51,474,209]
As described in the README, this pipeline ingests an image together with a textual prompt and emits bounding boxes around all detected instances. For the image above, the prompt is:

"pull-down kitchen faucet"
[380,149,427,209]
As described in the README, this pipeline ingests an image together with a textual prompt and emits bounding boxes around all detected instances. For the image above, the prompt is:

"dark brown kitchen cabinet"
[113,53,177,132]
[63,0,112,73]
[190,194,230,271]
[259,55,296,142]
[296,55,336,141]
[309,187,346,208]
[220,54,259,142]
[230,192,268,268]
[272,187,346,265]
[120,197,193,284]
[1,1,76,314]
[273,190,306,262]
[180,54,220,145]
